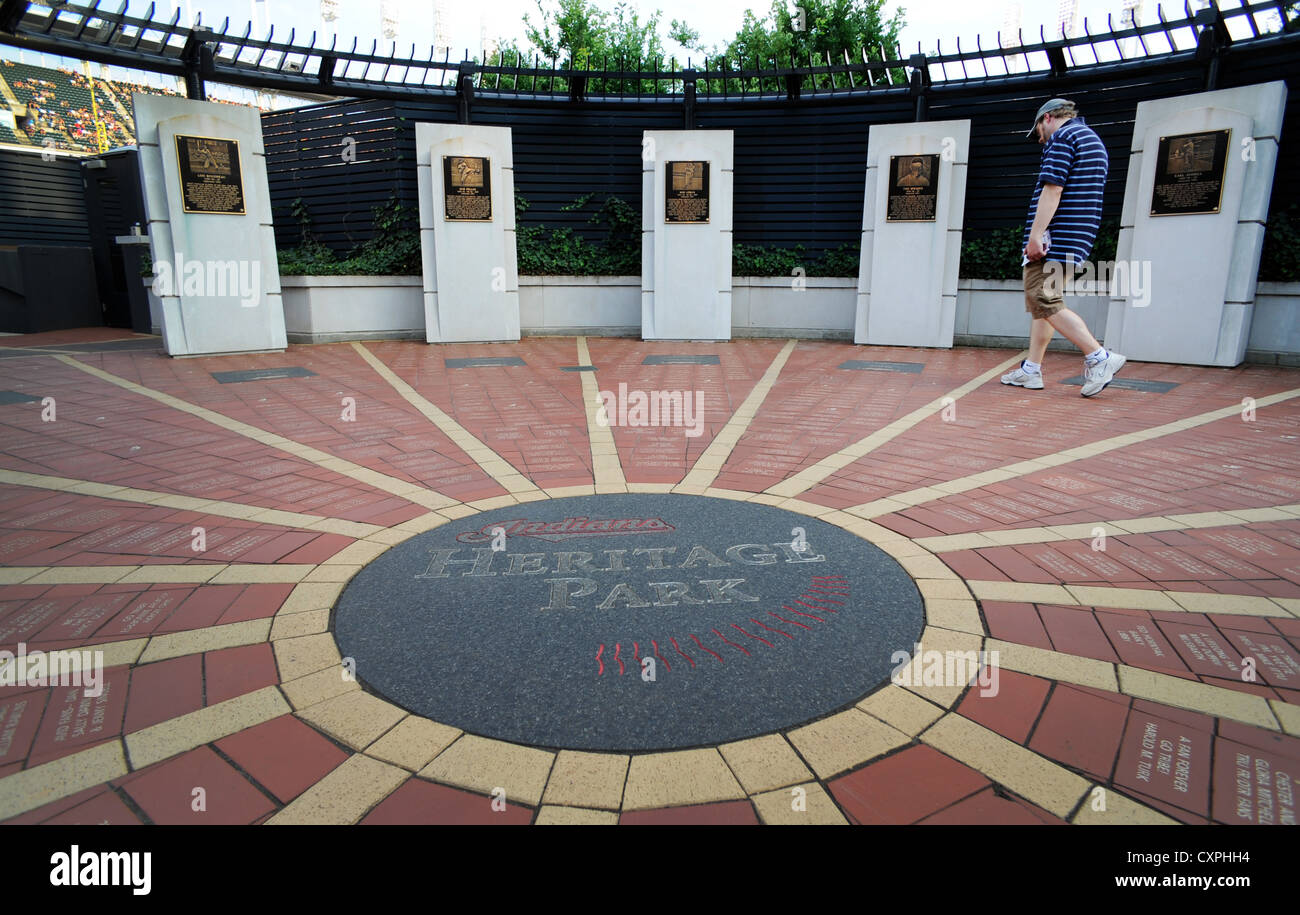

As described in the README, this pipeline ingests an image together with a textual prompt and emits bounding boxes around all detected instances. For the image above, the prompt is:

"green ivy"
[515,192,640,275]
[278,196,420,276]
[731,242,859,277]
[956,226,1021,280]
[1093,219,1120,264]
[816,242,863,277]
[1261,204,1300,282]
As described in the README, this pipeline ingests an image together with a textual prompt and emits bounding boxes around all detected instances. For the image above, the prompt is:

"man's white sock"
[1022,360,1042,375]
[1085,347,1108,363]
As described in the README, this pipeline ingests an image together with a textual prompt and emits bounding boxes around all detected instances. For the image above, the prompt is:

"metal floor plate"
[642,355,720,365]
[445,357,527,368]
[212,367,318,383]
[1060,376,1179,393]
[838,360,925,373]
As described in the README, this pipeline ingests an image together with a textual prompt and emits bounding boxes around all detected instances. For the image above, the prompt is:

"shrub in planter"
[731,242,859,277]
[1260,204,1300,283]
[278,196,420,276]
[515,192,640,275]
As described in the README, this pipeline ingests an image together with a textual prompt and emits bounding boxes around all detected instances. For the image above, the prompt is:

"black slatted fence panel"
[930,58,1210,236]
[0,149,90,246]
[262,97,422,252]
[1220,39,1300,221]
[700,94,913,252]
[463,101,679,239]
[260,37,1300,263]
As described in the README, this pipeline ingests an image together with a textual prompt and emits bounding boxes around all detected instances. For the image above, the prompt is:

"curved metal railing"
[0,0,1295,102]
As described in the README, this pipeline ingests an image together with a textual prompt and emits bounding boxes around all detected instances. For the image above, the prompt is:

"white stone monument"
[641,130,734,341]
[415,123,519,343]
[133,95,286,356]
[1104,81,1287,366]
[855,120,970,348]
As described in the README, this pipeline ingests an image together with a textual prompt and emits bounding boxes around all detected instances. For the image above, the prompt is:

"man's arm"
[1025,183,1063,261]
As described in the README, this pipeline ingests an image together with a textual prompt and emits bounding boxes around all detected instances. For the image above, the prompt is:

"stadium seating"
[0,59,249,153]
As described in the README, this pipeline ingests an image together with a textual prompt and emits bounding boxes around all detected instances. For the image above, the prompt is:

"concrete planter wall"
[1249,282,1300,362]
[214,274,1300,363]
[144,276,163,335]
[733,277,856,339]
[955,278,1108,351]
[519,275,640,336]
[280,275,425,343]
[955,279,1300,363]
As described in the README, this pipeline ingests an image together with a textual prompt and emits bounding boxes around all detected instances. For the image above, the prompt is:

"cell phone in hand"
[1022,230,1052,266]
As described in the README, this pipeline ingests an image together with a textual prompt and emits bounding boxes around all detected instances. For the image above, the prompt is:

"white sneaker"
[1081,352,1126,397]
[1001,361,1044,390]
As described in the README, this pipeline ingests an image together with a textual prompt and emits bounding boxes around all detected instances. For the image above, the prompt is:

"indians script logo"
[457,516,676,544]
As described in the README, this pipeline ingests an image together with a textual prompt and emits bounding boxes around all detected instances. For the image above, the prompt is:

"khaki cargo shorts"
[1023,259,1066,320]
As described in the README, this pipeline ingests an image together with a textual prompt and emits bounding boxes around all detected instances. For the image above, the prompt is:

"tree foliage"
[522,0,701,65]
[480,0,906,95]
[717,0,907,91]
[480,0,704,94]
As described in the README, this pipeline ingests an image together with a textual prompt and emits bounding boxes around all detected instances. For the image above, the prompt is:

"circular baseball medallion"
[333,494,923,751]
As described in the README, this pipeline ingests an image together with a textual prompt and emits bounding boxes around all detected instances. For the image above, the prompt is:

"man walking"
[1001,98,1125,397]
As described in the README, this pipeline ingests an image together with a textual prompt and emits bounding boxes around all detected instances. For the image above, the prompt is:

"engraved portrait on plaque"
[885,154,939,222]
[1150,129,1230,216]
[443,155,493,222]
[174,135,245,215]
[665,160,710,224]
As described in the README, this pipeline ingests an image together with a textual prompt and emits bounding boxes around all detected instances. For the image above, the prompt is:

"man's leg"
[1046,299,1127,398]
[1003,262,1056,389]
[1044,307,1100,356]
[1032,260,1106,359]
[1010,260,1125,397]
[1028,317,1055,365]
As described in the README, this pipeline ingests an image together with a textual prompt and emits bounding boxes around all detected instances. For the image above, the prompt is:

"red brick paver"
[0,336,1296,826]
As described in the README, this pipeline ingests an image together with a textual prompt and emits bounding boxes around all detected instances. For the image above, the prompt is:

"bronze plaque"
[665,160,709,224]
[1150,129,1230,216]
[885,154,939,222]
[174,134,245,215]
[443,156,493,222]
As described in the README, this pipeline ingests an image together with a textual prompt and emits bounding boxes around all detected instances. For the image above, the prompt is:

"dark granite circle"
[333,494,924,752]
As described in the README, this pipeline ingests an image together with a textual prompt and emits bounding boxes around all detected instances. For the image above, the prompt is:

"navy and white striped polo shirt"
[1022,116,1108,266]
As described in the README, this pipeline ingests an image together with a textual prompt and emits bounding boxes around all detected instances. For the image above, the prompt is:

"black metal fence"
[3,0,1294,102]
[263,30,1300,262]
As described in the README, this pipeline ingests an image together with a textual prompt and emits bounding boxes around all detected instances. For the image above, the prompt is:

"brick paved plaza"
[0,328,1297,826]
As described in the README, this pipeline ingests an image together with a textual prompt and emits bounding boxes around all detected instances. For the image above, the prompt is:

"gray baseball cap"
[1027,98,1073,137]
